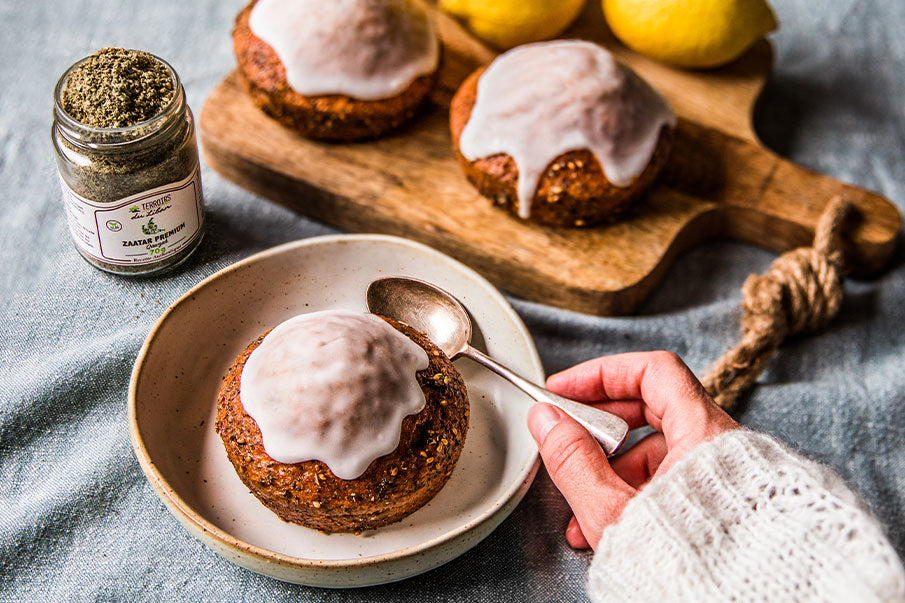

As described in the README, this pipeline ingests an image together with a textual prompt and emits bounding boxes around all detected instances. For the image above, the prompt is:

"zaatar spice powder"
[60,48,175,128]
[52,48,205,276]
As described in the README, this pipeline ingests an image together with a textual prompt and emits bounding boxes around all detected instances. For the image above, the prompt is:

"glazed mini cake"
[233,0,440,140]
[215,310,469,533]
[450,40,676,227]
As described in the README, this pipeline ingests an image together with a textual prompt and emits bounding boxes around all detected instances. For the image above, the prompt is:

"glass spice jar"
[52,51,205,276]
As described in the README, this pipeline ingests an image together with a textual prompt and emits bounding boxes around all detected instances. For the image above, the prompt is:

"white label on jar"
[60,164,204,266]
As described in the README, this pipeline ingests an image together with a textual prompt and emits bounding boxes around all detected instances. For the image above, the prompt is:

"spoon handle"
[462,346,629,456]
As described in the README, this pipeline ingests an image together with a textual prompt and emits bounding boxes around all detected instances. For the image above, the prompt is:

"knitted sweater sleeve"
[586,430,905,602]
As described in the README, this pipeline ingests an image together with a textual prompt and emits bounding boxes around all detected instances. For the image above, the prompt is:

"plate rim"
[128,233,543,572]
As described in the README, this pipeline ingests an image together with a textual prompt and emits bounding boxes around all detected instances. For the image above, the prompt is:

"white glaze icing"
[248,0,439,100]
[239,310,429,480]
[458,40,676,219]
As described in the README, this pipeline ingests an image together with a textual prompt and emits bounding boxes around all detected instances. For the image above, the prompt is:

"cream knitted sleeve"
[586,430,905,602]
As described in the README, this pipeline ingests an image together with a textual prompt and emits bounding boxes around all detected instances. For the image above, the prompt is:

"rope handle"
[701,196,854,410]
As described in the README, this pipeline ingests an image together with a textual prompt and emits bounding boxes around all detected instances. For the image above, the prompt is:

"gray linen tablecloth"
[1,1,903,600]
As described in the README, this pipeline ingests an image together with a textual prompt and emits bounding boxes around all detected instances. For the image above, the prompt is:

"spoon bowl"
[367,277,629,456]
[367,276,472,358]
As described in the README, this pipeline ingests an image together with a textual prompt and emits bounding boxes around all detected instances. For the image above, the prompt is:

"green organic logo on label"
[129,205,140,213]
[106,220,122,232]
[141,218,161,235]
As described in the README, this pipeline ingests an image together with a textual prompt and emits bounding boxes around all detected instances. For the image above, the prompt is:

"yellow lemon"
[440,0,586,50]
[603,0,778,68]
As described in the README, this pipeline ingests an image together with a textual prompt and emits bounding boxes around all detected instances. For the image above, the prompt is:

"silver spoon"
[366,277,629,456]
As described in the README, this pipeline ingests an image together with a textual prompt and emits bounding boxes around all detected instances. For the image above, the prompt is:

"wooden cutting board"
[199,2,901,315]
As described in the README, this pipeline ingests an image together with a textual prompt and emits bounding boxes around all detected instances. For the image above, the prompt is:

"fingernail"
[528,403,561,445]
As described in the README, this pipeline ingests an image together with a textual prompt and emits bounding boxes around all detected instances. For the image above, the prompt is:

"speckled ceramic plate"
[129,234,542,587]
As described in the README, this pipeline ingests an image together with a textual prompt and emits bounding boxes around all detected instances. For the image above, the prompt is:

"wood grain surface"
[199,2,901,315]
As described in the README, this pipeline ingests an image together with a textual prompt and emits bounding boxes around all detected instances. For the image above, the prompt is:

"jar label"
[60,164,204,266]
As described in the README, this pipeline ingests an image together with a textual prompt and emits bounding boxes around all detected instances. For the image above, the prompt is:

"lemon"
[440,0,586,50]
[603,0,778,68]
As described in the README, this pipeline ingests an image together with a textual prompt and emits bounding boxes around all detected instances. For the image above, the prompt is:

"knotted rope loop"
[702,197,853,410]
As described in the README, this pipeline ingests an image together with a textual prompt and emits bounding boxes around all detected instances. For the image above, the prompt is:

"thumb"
[528,403,635,549]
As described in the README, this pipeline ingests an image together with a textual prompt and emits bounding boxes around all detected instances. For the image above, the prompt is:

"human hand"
[527,351,738,550]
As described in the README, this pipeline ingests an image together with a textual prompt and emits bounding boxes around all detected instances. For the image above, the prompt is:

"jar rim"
[53,50,185,148]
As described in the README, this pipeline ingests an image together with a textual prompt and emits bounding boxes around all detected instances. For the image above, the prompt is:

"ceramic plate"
[129,234,543,587]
